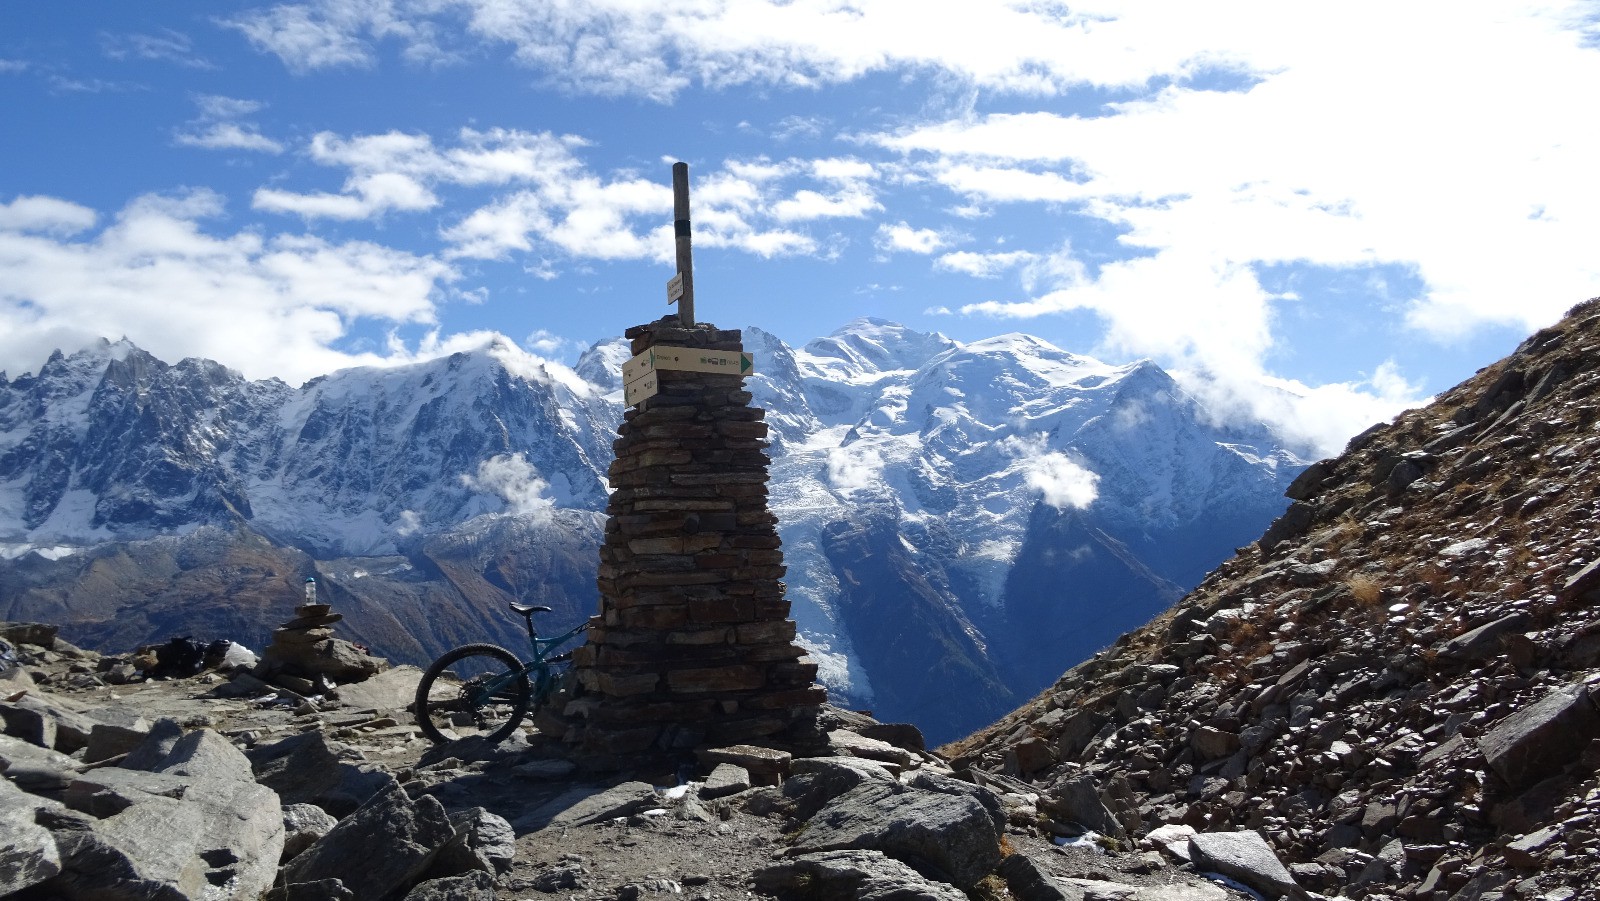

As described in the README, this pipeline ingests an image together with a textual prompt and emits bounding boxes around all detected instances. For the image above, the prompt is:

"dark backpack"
[153,636,207,678]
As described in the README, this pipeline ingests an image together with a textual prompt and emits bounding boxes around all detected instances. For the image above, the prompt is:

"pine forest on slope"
[0,320,1305,742]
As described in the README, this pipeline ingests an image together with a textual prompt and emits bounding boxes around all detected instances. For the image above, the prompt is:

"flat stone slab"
[829,729,914,768]
[330,666,424,712]
[514,781,660,832]
[696,744,791,779]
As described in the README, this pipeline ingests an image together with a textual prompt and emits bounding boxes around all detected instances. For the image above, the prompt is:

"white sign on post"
[667,272,684,304]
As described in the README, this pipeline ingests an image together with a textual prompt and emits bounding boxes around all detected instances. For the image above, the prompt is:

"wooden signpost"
[671,162,695,327]
[621,162,757,407]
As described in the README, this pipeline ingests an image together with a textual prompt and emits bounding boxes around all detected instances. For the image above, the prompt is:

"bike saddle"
[509,603,552,615]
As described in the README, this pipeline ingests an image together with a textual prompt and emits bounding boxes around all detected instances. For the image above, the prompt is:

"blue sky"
[2,1,1598,455]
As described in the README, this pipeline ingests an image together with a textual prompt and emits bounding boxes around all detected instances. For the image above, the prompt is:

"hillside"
[946,297,1600,898]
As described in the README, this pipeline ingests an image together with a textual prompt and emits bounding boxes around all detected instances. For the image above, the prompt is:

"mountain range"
[0,320,1306,742]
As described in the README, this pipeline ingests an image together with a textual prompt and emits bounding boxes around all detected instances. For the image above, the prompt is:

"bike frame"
[463,616,589,708]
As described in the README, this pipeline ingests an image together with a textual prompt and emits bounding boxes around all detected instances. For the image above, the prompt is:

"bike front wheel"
[414,643,531,745]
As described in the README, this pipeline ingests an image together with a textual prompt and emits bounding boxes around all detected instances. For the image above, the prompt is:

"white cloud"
[224,2,382,73]
[0,196,97,235]
[1002,435,1099,510]
[176,94,283,154]
[0,190,454,385]
[176,122,285,154]
[101,29,214,69]
[0,59,28,73]
[826,444,887,497]
[877,222,948,255]
[393,509,423,536]
[460,452,556,518]
[524,328,569,356]
[936,249,1035,278]
[1176,363,1427,460]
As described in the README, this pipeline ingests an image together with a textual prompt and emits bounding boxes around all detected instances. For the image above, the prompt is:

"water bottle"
[304,577,317,605]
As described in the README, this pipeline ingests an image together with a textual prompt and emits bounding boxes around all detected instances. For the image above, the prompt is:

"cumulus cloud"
[0,189,453,384]
[1002,435,1099,510]
[460,453,556,517]
[0,196,97,235]
[877,222,948,255]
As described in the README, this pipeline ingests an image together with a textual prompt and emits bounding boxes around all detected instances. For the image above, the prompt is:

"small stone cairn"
[257,577,387,692]
[564,318,826,764]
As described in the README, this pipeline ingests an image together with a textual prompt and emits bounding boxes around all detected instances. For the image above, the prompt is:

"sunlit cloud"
[0,189,454,385]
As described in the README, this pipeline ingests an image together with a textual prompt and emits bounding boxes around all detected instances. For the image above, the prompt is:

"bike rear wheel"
[414,643,531,745]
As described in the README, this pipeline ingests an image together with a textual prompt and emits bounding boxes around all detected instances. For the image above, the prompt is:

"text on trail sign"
[625,371,659,406]
[667,272,684,304]
[621,345,756,407]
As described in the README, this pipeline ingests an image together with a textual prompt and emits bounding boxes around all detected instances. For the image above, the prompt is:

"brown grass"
[1348,573,1383,607]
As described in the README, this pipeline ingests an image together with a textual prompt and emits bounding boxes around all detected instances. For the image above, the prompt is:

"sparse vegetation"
[1347,573,1383,607]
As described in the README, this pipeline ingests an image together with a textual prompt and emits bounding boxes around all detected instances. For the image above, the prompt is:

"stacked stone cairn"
[563,318,826,764]
[256,577,387,693]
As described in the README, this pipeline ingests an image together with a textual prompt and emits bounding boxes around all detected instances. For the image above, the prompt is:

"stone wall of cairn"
[564,318,826,761]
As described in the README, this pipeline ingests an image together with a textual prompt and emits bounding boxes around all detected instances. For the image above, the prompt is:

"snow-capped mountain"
[0,321,1304,742]
[747,320,1304,739]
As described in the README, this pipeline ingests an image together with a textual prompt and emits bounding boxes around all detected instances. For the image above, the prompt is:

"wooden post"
[672,162,696,328]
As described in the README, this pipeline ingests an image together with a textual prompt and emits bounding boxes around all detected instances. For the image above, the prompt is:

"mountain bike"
[413,603,590,744]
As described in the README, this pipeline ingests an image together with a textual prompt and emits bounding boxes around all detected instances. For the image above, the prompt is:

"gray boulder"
[790,776,1003,889]
[282,803,339,862]
[82,708,152,763]
[247,729,392,817]
[784,757,899,821]
[1478,681,1600,791]
[46,727,287,901]
[1041,775,1125,839]
[402,871,496,901]
[283,780,455,901]
[120,717,185,771]
[1435,612,1532,661]
[1,778,62,896]
[0,733,78,794]
[754,849,968,901]
[1188,830,1301,900]
[701,763,752,799]
[1,692,96,753]
[429,807,516,877]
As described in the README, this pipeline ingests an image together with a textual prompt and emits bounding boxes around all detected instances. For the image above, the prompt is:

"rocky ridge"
[946,297,1600,899]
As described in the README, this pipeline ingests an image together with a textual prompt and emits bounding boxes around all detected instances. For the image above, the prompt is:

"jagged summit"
[948,296,1600,898]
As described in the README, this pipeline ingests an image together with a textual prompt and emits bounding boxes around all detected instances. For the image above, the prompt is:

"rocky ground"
[946,298,1600,900]
[4,627,1300,901]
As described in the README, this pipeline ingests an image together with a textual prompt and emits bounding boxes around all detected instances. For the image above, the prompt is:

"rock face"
[565,319,825,762]
[949,296,1600,899]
